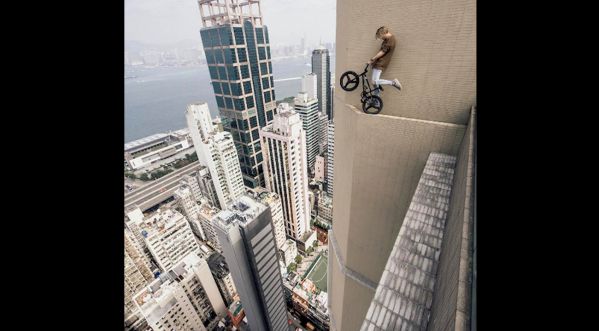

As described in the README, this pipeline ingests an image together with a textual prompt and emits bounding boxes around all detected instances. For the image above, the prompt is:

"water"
[125,56,335,143]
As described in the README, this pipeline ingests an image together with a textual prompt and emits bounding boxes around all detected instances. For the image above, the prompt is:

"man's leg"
[371,68,382,96]
[373,68,401,91]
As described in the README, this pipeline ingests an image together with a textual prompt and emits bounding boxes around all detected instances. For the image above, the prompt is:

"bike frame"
[358,64,382,98]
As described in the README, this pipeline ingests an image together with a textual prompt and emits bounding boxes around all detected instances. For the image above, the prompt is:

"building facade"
[197,0,277,188]
[301,73,317,100]
[249,187,287,251]
[134,280,207,331]
[314,155,325,182]
[294,91,320,171]
[207,252,238,307]
[213,196,288,331]
[139,209,201,273]
[328,0,476,330]
[186,103,245,209]
[312,46,332,120]
[326,121,335,197]
[259,103,310,240]
[198,202,223,252]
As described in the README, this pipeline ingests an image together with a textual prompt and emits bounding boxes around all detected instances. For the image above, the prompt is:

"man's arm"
[367,50,387,64]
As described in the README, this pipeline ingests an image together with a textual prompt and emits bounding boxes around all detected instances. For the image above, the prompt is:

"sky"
[125,0,336,47]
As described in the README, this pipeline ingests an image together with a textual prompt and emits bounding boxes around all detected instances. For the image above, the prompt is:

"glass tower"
[198,0,276,188]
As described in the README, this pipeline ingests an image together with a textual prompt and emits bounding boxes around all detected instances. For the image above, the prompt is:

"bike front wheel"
[362,95,383,114]
[339,71,359,91]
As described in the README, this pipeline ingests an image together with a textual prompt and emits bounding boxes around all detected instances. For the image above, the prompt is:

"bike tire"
[362,95,383,114]
[339,71,359,91]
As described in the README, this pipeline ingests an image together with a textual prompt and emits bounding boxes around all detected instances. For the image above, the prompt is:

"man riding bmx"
[367,26,402,96]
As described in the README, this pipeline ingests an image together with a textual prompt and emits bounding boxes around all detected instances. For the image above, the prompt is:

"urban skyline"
[124,0,476,330]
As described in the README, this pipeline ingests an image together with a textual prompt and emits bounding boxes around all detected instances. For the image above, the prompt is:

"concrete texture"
[427,107,476,331]
[335,0,476,125]
[360,153,456,330]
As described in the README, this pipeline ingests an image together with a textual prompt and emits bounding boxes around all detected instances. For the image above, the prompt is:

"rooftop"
[125,133,168,151]
[215,195,267,229]
[138,208,186,237]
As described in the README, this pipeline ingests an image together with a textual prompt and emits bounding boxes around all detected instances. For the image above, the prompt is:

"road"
[124,161,203,211]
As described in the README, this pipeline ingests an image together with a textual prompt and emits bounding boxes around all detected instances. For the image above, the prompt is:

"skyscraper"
[328,0,476,330]
[294,91,320,171]
[197,0,276,188]
[312,46,332,120]
[213,195,288,331]
[326,121,335,197]
[186,103,245,209]
[259,103,310,240]
[301,73,318,100]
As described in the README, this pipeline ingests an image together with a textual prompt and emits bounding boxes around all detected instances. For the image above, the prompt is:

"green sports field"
[304,254,328,292]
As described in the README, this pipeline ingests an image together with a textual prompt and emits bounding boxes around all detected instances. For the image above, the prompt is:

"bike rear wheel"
[339,71,359,91]
[362,95,383,114]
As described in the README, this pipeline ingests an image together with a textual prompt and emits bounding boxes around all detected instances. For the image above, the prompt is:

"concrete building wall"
[428,108,475,331]
[329,0,476,329]
[335,0,476,125]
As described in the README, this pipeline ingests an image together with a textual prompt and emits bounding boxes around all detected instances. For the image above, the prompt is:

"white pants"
[372,68,393,95]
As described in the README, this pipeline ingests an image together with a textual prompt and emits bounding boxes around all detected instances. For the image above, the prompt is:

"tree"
[287,263,297,273]
[295,255,303,264]
[139,173,150,181]
[306,247,314,255]
[313,240,318,248]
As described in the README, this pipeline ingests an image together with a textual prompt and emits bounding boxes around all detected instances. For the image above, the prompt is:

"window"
[214,49,224,64]
[249,116,258,128]
[266,46,271,59]
[225,97,233,109]
[224,48,237,64]
[222,83,230,95]
[212,82,222,94]
[262,77,270,89]
[264,91,271,103]
[231,83,242,96]
[227,65,239,80]
[218,66,227,80]
[243,81,252,95]
[246,96,254,109]
[234,98,245,111]
[208,66,218,78]
[240,65,250,79]
[256,27,264,44]
[260,62,268,74]
[237,48,247,62]
[219,27,232,46]
[234,27,244,44]
[258,47,266,60]
[216,96,224,108]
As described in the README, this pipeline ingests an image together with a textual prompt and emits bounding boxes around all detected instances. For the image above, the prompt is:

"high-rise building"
[207,252,238,307]
[198,202,222,252]
[318,111,329,155]
[180,172,204,203]
[186,103,245,209]
[125,230,154,322]
[326,121,334,197]
[314,155,325,182]
[317,192,333,224]
[197,0,276,188]
[294,92,320,171]
[175,184,208,242]
[198,166,220,209]
[259,103,310,240]
[312,46,332,120]
[138,208,201,272]
[249,187,286,251]
[213,195,288,331]
[301,73,317,100]
[170,253,227,325]
[328,0,476,330]
[133,277,207,331]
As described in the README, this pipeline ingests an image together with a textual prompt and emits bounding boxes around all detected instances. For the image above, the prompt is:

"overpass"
[124,161,203,212]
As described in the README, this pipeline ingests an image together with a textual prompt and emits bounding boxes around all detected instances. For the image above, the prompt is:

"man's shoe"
[392,79,402,91]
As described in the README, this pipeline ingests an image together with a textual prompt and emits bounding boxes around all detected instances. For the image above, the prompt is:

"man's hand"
[367,59,373,65]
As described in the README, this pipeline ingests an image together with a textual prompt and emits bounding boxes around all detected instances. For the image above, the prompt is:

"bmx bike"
[339,63,383,114]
